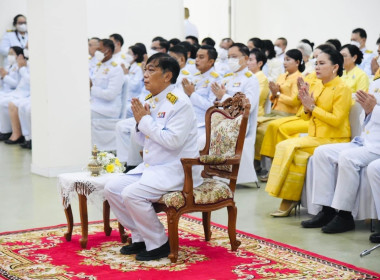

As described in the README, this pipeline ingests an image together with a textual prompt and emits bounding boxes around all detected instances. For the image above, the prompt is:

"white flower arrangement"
[93,151,125,174]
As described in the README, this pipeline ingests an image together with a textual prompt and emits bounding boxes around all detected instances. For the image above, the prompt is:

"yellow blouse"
[270,71,303,114]
[255,70,270,116]
[301,76,351,139]
[341,65,369,92]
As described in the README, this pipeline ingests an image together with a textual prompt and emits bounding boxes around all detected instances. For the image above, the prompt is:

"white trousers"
[104,174,168,251]
[312,142,380,211]
[18,99,31,140]
[115,118,142,165]
[0,96,13,133]
[367,159,380,218]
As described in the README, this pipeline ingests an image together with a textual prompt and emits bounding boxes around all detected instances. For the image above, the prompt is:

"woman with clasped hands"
[265,46,352,217]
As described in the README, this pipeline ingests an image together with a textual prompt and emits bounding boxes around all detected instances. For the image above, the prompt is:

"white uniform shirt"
[0,63,20,93]
[175,68,191,89]
[215,58,231,76]
[263,57,284,82]
[88,55,99,79]
[90,59,124,118]
[353,78,380,154]
[125,62,144,102]
[189,67,221,124]
[129,84,202,191]
[186,58,198,75]
[0,31,28,56]
[112,51,132,69]
[359,47,376,77]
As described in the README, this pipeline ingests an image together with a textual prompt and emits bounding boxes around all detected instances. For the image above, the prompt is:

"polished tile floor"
[0,141,379,273]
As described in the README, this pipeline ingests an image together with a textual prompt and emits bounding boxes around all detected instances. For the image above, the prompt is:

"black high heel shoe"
[5,136,25,144]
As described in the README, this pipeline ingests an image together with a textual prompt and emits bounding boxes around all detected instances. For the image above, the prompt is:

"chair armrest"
[181,155,241,167]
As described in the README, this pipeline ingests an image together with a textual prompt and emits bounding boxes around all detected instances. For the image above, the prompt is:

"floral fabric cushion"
[157,178,233,210]
[209,112,242,172]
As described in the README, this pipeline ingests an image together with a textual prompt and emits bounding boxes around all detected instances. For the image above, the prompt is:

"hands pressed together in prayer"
[297,77,315,113]
[356,90,377,115]
[131,97,151,123]
[269,81,280,98]
[211,82,226,100]
[182,78,195,97]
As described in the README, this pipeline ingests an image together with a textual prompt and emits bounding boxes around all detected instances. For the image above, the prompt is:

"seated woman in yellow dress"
[247,48,269,117]
[340,44,369,93]
[265,46,352,217]
[254,49,304,163]
[259,44,332,167]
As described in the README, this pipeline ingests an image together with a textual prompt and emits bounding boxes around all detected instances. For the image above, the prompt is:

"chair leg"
[227,205,241,251]
[103,200,112,236]
[202,212,212,241]
[167,211,180,263]
[118,222,129,243]
[63,202,73,241]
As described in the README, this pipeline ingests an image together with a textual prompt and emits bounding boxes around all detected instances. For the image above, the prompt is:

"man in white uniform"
[88,37,100,79]
[302,77,380,233]
[351,28,375,77]
[109,33,132,71]
[90,39,124,119]
[168,45,191,88]
[104,53,202,261]
[274,37,287,63]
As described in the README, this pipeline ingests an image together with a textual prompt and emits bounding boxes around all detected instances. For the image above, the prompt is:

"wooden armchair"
[153,92,251,263]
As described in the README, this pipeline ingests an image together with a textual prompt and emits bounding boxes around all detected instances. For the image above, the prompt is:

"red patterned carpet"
[0,215,379,280]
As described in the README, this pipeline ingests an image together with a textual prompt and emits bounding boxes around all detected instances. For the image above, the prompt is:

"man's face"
[195,49,213,73]
[143,61,168,94]
[88,39,99,56]
[109,37,120,51]
[98,42,110,58]
[151,41,166,53]
[220,39,232,50]
[351,32,365,49]
[377,44,380,57]
[275,39,286,52]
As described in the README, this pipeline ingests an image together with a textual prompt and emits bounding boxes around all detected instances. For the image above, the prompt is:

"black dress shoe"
[5,136,25,145]
[322,215,355,233]
[120,242,146,255]
[20,140,32,149]
[301,210,336,228]
[0,132,12,141]
[135,240,170,261]
[124,164,137,173]
[369,232,380,243]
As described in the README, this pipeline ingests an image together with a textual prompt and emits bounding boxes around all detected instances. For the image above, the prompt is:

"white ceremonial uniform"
[105,84,202,251]
[215,58,230,77]
[219,67,260,184]
[115,89,148,165]
[125,62,144,118]
[0,63,20,93]
[262,57,284,82]
[359,47,375,77]
[0,31,28,64]
[190,67,221,127]
[0,65,30,133]
[367,159,380,218]
[175,68,191,89]
[112,51,132,69]
[88,55,99,79]
[90,59,124,118]
[18,97,31,140]
[311,78,380,212]
[186,58,198,75]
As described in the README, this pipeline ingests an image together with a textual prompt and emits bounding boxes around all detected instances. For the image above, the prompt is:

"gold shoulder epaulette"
[89,55,92,60]
[194,71,201,76]
[145,93,153,101]
[96,62,102,66]
[137,62,142,67]
[245,71,253,78]
[188,60,195,65]
[181,69,190,75]
[6,29,14,32]
[223,72,233,78]
[211,71,219,78]
[166,92,178,104]
[373,75,380,81]
[365,50,373,54]
[121,54,126,59]
[111,61,118,67]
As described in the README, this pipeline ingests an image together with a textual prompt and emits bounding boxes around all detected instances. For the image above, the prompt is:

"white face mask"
[94,50,105,61]
[17,24,27,33]
[7,55,16,65]
[125,53,134,65]
[148,49,159,57]
[218,48,228,60]
[350,41,361,48]
[274,46,282,56]
[228,58,241,72]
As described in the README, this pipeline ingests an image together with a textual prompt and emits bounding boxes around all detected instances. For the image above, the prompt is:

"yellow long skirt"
[260,117,309,158]
[255,111,294,160]
[265,136,350,201]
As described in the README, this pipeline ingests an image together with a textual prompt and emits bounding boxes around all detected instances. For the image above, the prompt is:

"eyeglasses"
[151,47,163,51]
[17,21,27,25]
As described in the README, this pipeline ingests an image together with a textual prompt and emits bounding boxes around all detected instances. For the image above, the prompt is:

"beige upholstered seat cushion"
[157,178,233,210]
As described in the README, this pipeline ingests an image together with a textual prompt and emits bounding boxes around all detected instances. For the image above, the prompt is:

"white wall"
[231,0,380,50]
[0,0,28,66]
[86,0,184,52]
[184,0,230,45]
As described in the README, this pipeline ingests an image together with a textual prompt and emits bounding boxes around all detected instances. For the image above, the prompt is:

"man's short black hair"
[202,37,216,47]
[153,38,169,53]
[169,38,181,46]
[352,28,367,39]
[230,43,250,57]
[101,39,115,54]
[277,37,288,47]
[169,45,188,61]
[90,37,101,42]
[186,35,199,45]
[249,48,267,70]
[199,45,217,61]
[109,33,124,46]
[146,53,180,84]
[178,41,192,53]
